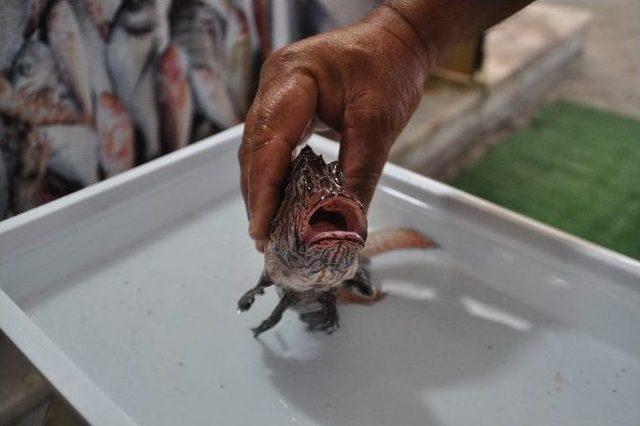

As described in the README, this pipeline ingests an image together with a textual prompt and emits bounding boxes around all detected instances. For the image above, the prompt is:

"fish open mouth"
[302,197,367,247]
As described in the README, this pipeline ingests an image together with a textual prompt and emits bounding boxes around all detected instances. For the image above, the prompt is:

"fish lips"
[301,195,367,248]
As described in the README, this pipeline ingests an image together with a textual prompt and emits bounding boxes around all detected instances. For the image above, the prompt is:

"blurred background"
[0,0,638,424]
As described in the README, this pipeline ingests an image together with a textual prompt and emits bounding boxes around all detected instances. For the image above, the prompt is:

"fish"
[47,0,94,118]
[69,0,118,96]
[170,0,239,129]
[95,91,135,177]
[156,44,192,152]
[23,0,50,37]
[237,146,439,337]
[220,0,252,116]
[1,39,84,125]
[0,152,8,219]
[0,0,33,70]
[107,0,162,161]
[39,124,99,188]
[8,38,68,101]
[0,75,84,126]
[0,120,9,218]
[11,129,51,213]
[77,0,122,39]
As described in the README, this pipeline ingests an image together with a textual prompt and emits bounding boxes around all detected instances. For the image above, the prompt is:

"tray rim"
[1,124,639,424]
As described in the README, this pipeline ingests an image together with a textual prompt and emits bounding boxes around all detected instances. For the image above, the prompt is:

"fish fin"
[360,228,440,259]
[338,262,385,305]
[238,272,272,312]
[299,292,339,334]
[252,290,297,338]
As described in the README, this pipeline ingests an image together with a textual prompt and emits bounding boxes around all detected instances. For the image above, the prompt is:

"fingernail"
[249,221,258,240]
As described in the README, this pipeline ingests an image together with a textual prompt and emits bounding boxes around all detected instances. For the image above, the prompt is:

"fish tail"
[360,228,439,259]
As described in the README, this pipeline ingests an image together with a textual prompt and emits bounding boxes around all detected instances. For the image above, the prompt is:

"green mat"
[452,100,640,260]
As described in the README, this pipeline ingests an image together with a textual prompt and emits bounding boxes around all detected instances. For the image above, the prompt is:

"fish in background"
[6,31,99,199]
[0,0,35,70]
[219,0,252,117]
[0,152,8,219]
[9,125,97,214]
[9,38,74,107]
[47,0,94,118]
[170,0,239,130]
[2,37,84,125]
[156,44,193,152]
[0,119,9,218]
[107,0,163,161]
[69,0,118,96]
[23,0,51,37]
[95,92,135,177]
[37,124,99,189]
[78,0,123,40]
[67,0,137,176]
[11,129,51,213]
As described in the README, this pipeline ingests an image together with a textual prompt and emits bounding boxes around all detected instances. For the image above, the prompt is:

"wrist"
[363,5,438,78]
[365,2,439,76]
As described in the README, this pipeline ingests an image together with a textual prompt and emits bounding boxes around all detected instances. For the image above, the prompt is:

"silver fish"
[170,0,239,129]
[9,39,67,100]
[39,125,99,188]
[107,0,162,160]
[0,0,31,69]
[78,0,123,39]
[47,0,94,118]
[0,74,84,126]
[1,40,83,125]
[23,0,50,37]
[69,0,117,96]
[220,0,252,116]
[156,44,193,152]
[95,91,135,177]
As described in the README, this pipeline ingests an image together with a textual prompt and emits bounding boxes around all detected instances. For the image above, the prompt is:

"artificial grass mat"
[452,100,640,260]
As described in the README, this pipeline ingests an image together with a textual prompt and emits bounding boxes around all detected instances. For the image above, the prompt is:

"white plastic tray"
[1,125,640,425]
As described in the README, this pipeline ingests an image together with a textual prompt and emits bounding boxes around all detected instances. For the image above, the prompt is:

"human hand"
[238,6,432,250]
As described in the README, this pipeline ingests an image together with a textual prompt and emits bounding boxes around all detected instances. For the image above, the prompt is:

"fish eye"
[18,61,34,77]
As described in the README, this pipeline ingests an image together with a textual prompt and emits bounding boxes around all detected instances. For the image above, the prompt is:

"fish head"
[117,0,157,34]
[9,40,58,95]
[266,146,367,285]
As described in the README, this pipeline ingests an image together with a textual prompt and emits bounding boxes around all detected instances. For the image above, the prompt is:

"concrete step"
[391,2,593,179]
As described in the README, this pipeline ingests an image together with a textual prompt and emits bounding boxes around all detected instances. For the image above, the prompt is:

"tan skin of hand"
[239,1,533,251]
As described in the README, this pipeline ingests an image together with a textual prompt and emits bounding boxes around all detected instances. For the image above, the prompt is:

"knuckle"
[261,45,310,81]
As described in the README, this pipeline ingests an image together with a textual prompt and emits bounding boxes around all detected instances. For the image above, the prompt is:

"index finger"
[239,72,317,243]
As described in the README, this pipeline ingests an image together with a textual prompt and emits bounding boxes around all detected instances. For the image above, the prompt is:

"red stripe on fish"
[157,44,192,152]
